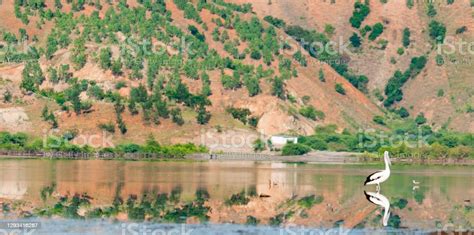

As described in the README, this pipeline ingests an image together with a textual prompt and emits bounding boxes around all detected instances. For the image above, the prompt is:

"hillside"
[0,0,472,154]
[231,0,474,132]
[0,0,386,151]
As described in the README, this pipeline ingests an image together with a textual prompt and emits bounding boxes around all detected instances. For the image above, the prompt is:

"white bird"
[364,191,391,226]
[412,180,420,185]
[364,151,391,191]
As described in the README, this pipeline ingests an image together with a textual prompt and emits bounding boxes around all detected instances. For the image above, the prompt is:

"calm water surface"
[0,159,472,234]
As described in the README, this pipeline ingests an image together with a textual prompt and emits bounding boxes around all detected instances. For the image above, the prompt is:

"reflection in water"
[364,191,390,226]
[0,160,472,230]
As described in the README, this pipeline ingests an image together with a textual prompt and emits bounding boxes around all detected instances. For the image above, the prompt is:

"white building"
[270,135,298,146]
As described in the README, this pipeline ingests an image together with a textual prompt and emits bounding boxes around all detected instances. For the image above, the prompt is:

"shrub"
[246,216,259,225]
[350,33,362,48]
[298,136,328,150]
[21,61,45,92]
[3,90,12,103]
[271,77,285,99]
[282,143,311,156]
[98,47,112,70]
[115,81,127,90]
[221,74,241,90]
[250,50,261,60]
[435,54,444,66]
[437,89,444,97]
[324,24,335,36]
[368,23,384,41]
[397,48,405,55]
[253,139,266,152]
[335,83,346,95]
[293,51,307,66]
[263,16,286,28]
[225,190,250,206]
[349,2,370,28]
[299,105,325,120]
[263,15,286,28]
[98,122,115,133]
[248,116,259,128]
[373,115,386,125]
[429,20,446,43]
[171,108,185,126]
[415,113,427,125]
[297,195,324,209]
[455,26,467,34]
[384,56,427,107]
[396,107,410,118]
[226,107,251,124]
[318,69,326,82]
[426,3,437,17]
[196,105,211,125]
[402,28,411,47]
[360,25,372,37]
[111,59,123,76]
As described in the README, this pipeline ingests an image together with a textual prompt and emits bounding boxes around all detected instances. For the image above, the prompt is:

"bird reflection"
[364,191,390,226]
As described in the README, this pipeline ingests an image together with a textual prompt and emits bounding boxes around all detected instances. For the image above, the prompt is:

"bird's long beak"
[385,151,391,165]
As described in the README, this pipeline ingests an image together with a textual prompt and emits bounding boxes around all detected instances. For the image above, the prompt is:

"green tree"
[171,107,185,126]
[221,74,241,90]
[402,28,411,47]
[99,47,112,70]
[299,105,324,121]
[282,143,311,156]
[48,67,59,84]
[318,69,326,82]
[45,35,58,59]
[429,20,446,43]
[415,113,427,125]
[244,77,261,97]
[368,23,384,41]
[335,83,346,95]
[293,51,307,66]
[3,90,12,103]
[373,115,385,125]
[196,105,211,125]
[252,139,266,152]
[349,2,370,28]
[350,33,362,47]
[271,77,285,99]
[396,107,410,118]
[324,24,335,36]
[21,61,45,92]
[426,3,437,17]
[111,59,123,76]
[71,38,87,70]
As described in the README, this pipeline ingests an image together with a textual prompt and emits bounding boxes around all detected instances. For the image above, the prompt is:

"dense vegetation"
[349,2,370,29]
[284,123,473,159]
[0,131,207,158]
[1,0,471,162]
[384,56,427,107]
[283,25,369,92]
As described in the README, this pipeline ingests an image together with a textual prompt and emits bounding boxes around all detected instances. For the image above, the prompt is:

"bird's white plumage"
[364,151,391,187]
[364,191,391,226]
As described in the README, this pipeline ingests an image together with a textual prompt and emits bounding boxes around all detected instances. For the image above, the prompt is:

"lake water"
[0,159,472,234]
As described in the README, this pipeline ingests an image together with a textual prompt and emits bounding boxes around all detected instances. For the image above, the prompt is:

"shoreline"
[0,151,473,165]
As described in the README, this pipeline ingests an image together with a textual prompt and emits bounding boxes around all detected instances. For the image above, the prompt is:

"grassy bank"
[0,132,208,159]
[277,124,473,161]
